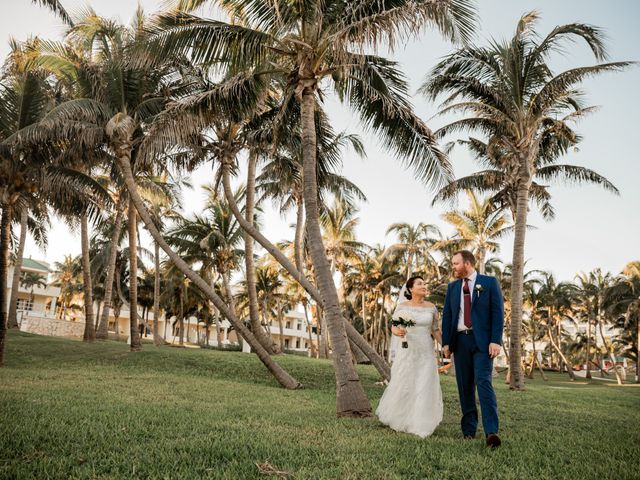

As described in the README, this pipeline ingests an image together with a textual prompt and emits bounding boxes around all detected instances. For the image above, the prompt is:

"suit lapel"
[451,279,462,320]
[471,274,484,310]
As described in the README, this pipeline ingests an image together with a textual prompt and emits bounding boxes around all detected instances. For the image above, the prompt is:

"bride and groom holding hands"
[376,250,504,448]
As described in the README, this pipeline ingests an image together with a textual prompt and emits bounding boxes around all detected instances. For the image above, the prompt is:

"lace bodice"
[393,303,439,332]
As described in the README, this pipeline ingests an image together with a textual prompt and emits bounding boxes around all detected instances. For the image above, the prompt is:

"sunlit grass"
[1,331,638,479]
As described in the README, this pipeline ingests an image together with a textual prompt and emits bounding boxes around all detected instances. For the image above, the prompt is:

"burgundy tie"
[463,278,472,329]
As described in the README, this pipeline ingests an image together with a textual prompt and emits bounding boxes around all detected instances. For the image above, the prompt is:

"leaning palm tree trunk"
[115,153,301,389]
[7,209,28,329]
[300,89,371,416]
[80,211,96,342]
[547,327,576,380]
[0,204,13,366]
[153,241,162,346]
[243,153,277,353]
[96,203,124,339]
[598,320,623,385]
[221,154,390,381]
[508,157,533,390]
[127,197,142,352]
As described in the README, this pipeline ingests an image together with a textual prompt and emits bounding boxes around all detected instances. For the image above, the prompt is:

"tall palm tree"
[30,9,179,351]
[604,264,640,382]
[440,190,511,274]
[422,12,631,389]
[534,272,579,380]
[7,201,49,329]
[145,0,475,417]
[576,269,623,384]
[385,222,442,280]
[1,38,100,362]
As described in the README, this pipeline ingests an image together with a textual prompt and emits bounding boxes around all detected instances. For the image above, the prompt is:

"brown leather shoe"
[486,433,501,448]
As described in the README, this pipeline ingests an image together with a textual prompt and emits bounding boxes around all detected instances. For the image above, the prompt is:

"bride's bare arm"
[431,329,442,345]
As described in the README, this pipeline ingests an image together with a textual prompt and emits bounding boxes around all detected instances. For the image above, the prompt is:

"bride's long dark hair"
[404,276,425,300]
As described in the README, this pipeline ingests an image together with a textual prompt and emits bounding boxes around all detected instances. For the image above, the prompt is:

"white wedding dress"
[376,303,443,438]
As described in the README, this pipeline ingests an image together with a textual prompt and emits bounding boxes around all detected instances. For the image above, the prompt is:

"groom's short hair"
[453,250,476,266]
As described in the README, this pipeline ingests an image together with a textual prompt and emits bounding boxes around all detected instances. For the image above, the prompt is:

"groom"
[442,250,504,448]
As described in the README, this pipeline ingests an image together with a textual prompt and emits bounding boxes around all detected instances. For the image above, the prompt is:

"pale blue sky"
[2,1,639,281]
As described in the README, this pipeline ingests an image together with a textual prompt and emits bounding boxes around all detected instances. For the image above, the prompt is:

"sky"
[2,0,639,282]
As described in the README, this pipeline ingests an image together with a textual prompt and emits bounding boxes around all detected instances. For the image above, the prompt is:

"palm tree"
[576,269,623,384]
[51,255,83,320]
[422,12,631,389]
[19,271,47,315]
[533,272,578,380]
[7,202,49,329]
[604,266,640,383]
[440,190,511,274]
[385,222,442,280]
[30,9,180,351]
[145,0,476,417]
[0,38,90,363]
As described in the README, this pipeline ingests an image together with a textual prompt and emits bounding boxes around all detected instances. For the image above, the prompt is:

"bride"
[376,275,444,438]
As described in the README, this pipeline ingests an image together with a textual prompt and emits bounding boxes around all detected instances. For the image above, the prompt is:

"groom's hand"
[442,345,450,358]
[488,343,501,358]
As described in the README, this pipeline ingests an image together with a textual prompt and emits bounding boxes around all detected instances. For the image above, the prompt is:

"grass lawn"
[1,330,638,479]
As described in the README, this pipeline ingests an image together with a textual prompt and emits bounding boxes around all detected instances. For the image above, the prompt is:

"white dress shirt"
[457,270,478,332]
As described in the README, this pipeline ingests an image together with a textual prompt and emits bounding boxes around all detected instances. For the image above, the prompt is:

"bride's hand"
[391,326,406,337]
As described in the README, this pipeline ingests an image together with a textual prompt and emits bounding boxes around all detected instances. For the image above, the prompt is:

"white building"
[7,258,60,323]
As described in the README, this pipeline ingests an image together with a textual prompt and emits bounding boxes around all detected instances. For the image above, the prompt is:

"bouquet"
[390,317,416,348]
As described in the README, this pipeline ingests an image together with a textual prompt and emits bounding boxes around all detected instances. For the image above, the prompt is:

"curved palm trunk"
[96,204,124,339]
[80,212,96,342]
[598,318,623,385]
[116,154,301,389]
[508,155,533,391]
[0,203,13,366]
[243,153,277,354]
[127,197,142,352]
[153,241,162,346]
[300,89,371,416]
[220,149,389,381]
[546,325,575,380]
[7,208,28,329]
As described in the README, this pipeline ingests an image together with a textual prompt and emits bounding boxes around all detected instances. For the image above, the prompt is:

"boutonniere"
[474,284,484,296]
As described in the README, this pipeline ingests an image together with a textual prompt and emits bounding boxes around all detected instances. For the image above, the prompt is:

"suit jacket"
[441,274,504,353]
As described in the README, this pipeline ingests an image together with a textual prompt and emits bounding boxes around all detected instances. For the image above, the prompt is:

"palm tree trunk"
[302,302,315,357]
[598,318,623,385]
[220,150,389,380]
[242,153,277,354]
[96,202,124,339]
[508,154,533,391]
[0,203,13,366]
[127,197,142,352]
[586,317,592,379]
[80,211,96,342]
[7,208,28,329]
[547,325,575,380]
[179,290,184,346]
[153,241,162,346]
[294,190,305,272]
[299,88,371,417]
[115,154,301,389]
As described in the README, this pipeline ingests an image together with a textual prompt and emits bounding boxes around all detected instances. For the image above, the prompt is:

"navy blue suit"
[442,274,504,437]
